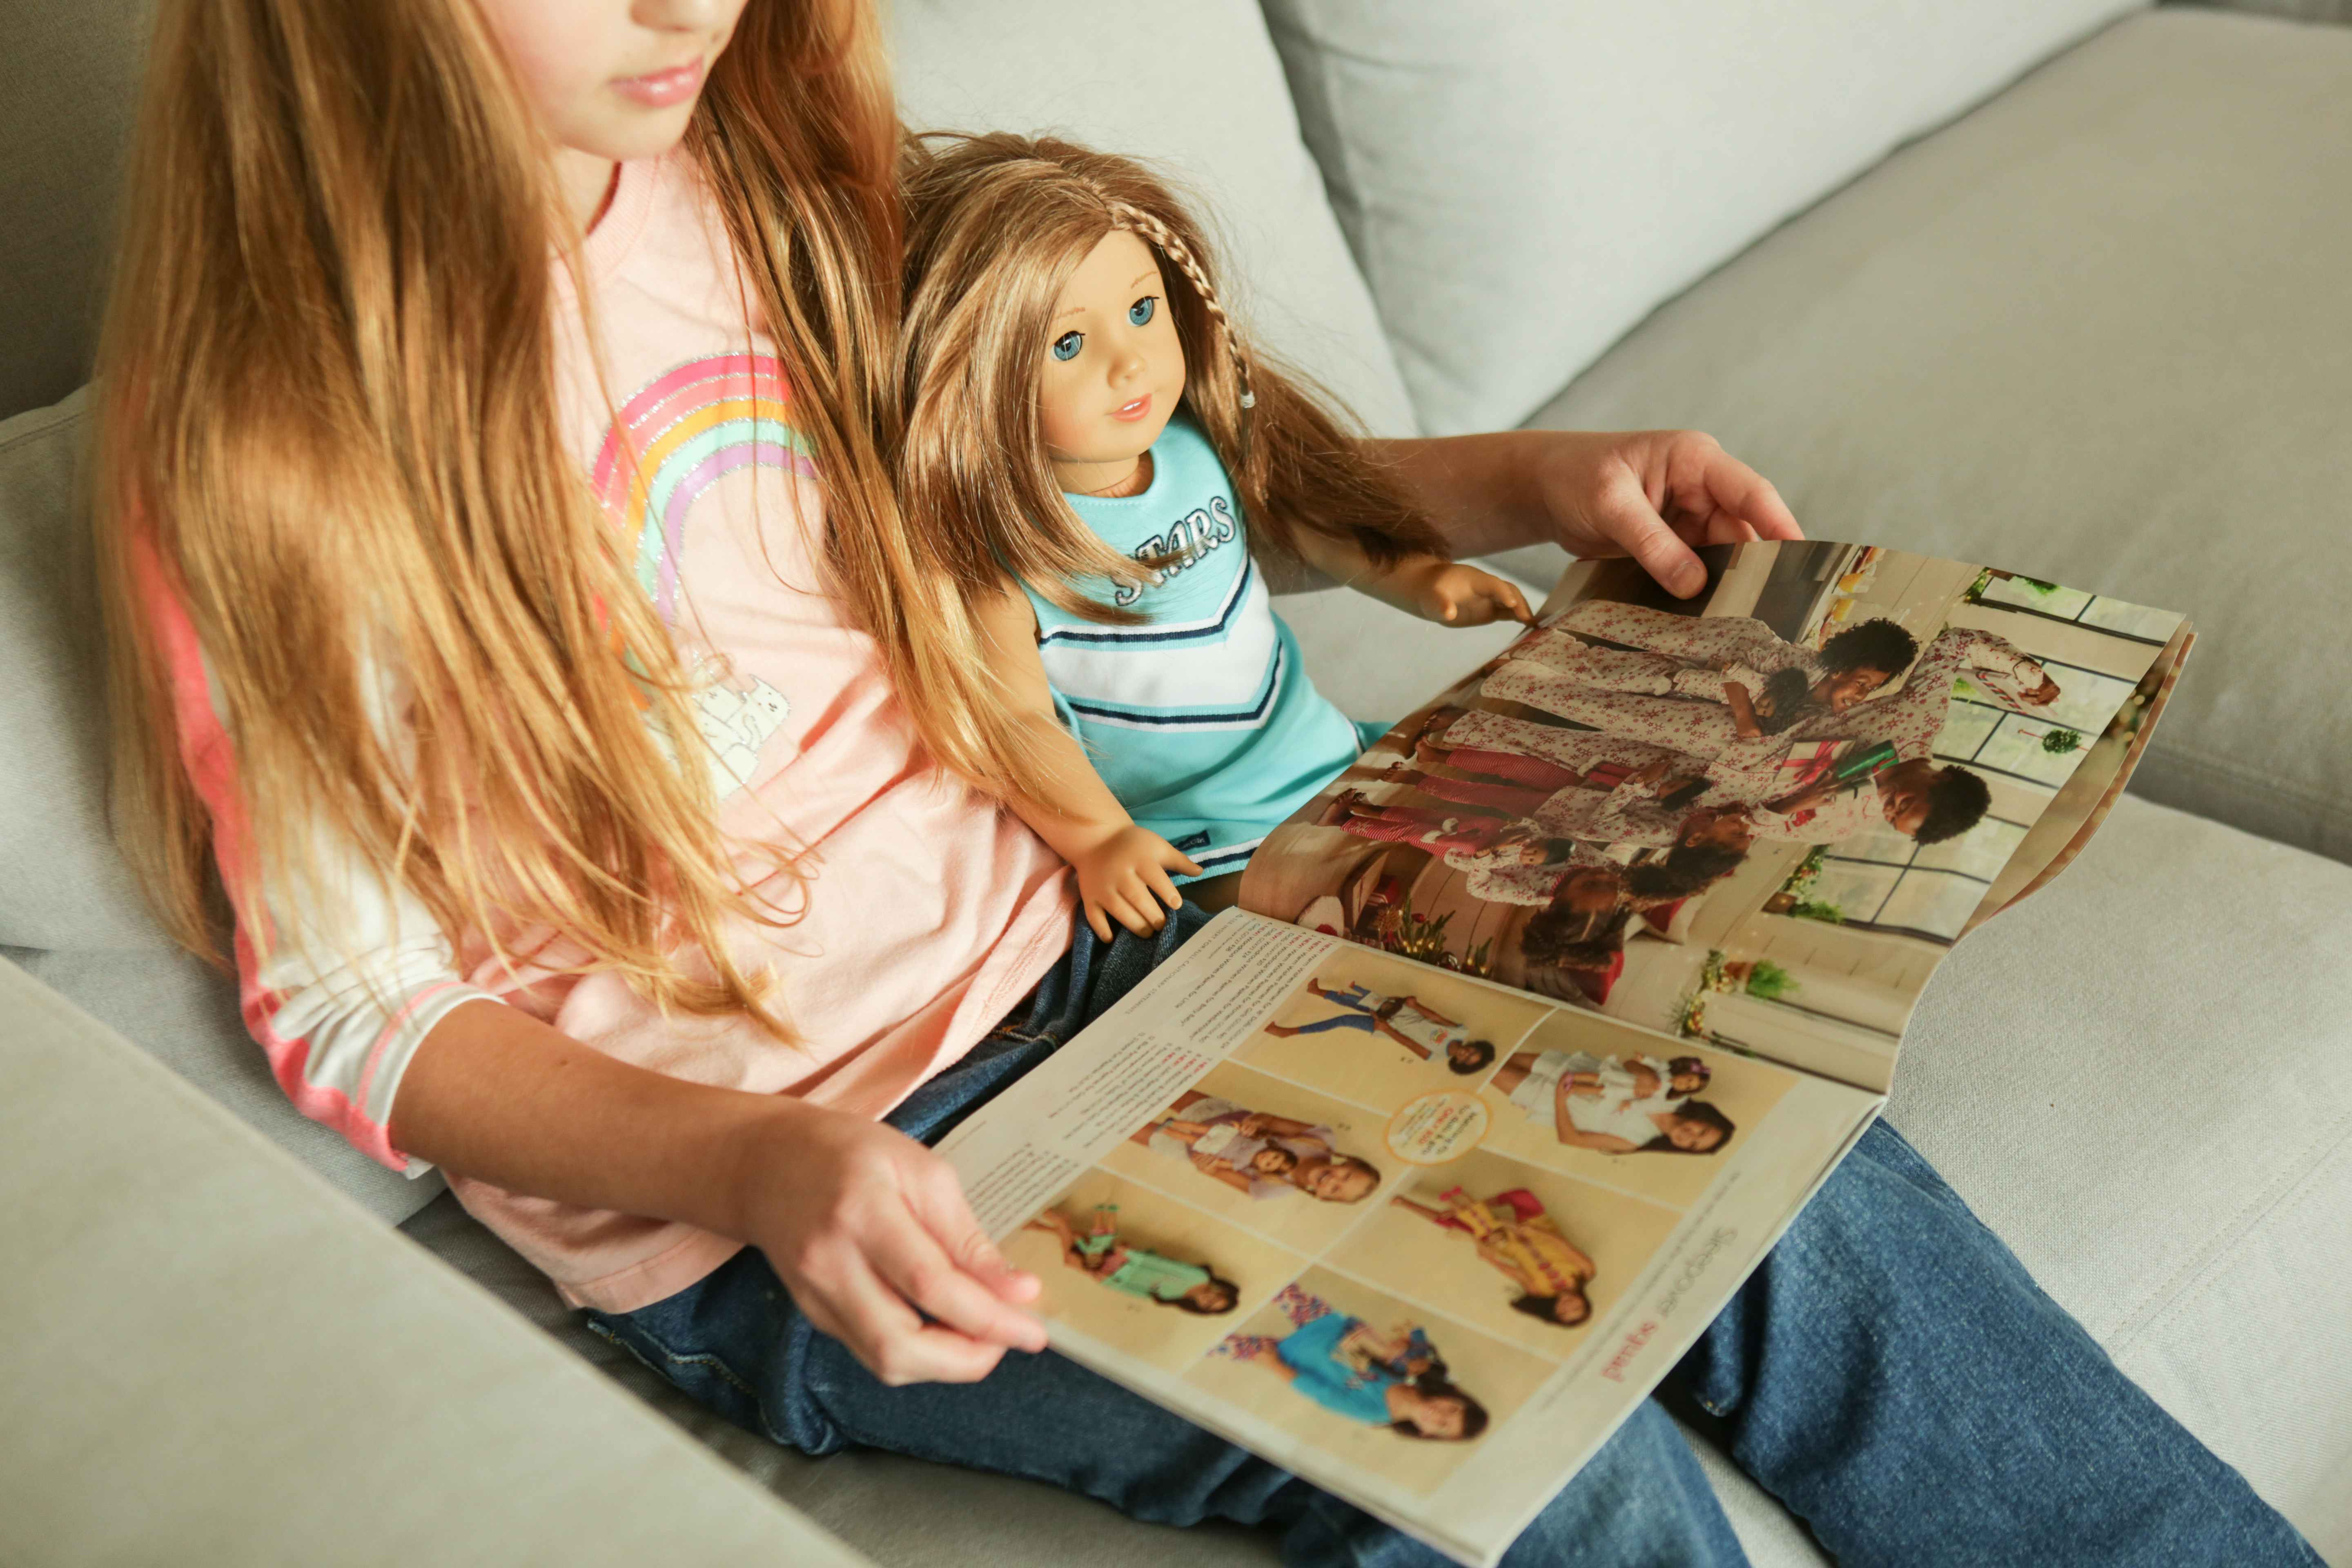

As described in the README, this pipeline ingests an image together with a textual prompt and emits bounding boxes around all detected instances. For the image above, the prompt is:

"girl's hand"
[1385,560,1536,628]
[1070,825,1202,939]
[730,1099,1047,1386]
[1528,429,1802,598]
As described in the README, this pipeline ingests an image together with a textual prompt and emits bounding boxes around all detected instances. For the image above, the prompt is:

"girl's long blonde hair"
[93,0,1050,1029]
[895,133,1445,628]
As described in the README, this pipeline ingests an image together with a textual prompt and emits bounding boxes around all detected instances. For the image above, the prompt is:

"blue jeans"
[584,909,2316,1567]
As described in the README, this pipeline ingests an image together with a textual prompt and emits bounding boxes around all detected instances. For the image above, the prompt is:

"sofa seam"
[2103,1101,2352,1355]
[0,399,85,457]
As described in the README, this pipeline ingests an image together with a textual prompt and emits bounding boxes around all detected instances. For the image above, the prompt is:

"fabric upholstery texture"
[0,392,441,1223]
[889,0,1418,439]
[1497,9,2352,866]
[0,0,149,421]
[1259,0,2148,436]
[0,958,871,1568]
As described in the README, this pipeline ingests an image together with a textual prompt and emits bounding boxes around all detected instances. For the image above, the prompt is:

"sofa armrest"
[2169,0,2352,24]
[0,958,870,1568]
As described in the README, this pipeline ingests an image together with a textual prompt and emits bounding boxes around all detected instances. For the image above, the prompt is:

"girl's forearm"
[1368,432,1564,559]
[386,997,796,1242]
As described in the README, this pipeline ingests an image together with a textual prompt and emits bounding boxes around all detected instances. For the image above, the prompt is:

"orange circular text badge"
[1385,1090,1490,1166]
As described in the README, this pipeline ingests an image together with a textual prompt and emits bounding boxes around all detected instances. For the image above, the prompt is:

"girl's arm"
[1553,1073,1636,1149]
[389,1000,1047,1386]
[1724,681,1764,738]
[1286,528,1533,629]
[971,581,1202,937]
[1389,1195,1450,1225]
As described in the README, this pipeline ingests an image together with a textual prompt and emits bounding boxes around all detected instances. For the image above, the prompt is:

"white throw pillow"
[1261,0,2147,435]
[888,0,1418,437]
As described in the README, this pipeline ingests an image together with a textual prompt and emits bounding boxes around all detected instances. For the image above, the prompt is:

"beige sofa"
[5,4,2350,1565]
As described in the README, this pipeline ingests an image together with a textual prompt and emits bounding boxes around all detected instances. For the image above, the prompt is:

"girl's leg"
[1276,1012,1381,1037]
[582,912,1756,1568]
[1670,1119,2320,1567]
[1489,1054,1532,1096]
[1389,770,1548,815]
[1432,745,1588,794]
[1269,1282,1334,1328]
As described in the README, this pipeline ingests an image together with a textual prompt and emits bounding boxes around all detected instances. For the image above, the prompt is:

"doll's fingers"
[1123,880,1169,931]
[1144,861,1185,911]
[1110,889,1159,936]
[1163,845,1206,879]
[1081,896,1114,943]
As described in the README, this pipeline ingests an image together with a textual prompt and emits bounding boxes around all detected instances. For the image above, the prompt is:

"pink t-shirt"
[142,151,1075,1311]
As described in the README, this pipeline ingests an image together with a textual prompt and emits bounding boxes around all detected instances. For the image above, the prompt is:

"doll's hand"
[1386,560,1535,628]
[1071,825,1203,940]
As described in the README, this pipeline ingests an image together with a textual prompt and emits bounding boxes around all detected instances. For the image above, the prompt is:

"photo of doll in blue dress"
[1211,1283,1490,1442]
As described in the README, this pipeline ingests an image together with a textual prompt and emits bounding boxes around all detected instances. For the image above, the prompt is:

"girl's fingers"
[1697,444,1801,540]
[861,1214,1045,1366]
[798,1241,1009,1385]
[1144,861,1185,911]
[1588,466,1706,599]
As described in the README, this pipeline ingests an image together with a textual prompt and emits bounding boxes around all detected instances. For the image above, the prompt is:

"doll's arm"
[973,581,1203,938]
[1285,532,1534,629]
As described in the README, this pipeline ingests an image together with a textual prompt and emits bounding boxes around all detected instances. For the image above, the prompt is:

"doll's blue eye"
[1052,331,1083,362]
[1128,295,1158,327]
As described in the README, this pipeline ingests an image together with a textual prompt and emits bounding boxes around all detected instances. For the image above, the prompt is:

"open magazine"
[936,540,2191,1566]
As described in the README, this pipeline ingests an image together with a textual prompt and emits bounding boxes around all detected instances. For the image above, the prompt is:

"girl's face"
[1667,1114,1726,1153]
[1249,1146,1298,1177]
[1670,1070,1707,1094]
[1404,1392,1469,1440]
[1038,229,1187,491]
[474,0,745,164]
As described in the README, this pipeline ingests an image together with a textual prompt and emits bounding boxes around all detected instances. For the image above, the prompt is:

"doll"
[897,133,1534,938]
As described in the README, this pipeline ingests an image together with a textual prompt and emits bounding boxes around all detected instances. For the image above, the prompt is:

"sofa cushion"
[401,792,2352,1564]
[0,960,867,1568]
[1261,0,2147,436]
[0,1,146,422]
[1499,9,2352,866]
[0,394,440,1223]
[888,0,1416,438]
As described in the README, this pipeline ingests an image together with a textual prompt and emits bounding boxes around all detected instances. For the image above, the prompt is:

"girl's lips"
[1111,394,1153,422]
[612,59,706,108]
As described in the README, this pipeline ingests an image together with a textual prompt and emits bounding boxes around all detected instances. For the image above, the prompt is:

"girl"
[1215,1286,1488,1442]
[1481,603,1920,756]
[1261,978,1497,1076]
[1025,1205,1240,1315]
[1134,1090,1383,1203]
[1391,1187,1598,1329]
[1492,1051,1736,1155]
[92,4,2305,1564]
[894,133,1536,938]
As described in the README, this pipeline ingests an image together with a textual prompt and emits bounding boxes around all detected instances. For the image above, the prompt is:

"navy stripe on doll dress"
[1021,415,1381,880]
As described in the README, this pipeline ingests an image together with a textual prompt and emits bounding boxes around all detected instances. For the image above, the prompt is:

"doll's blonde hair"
[896,133,1446,627]
[92,0,1054,1036]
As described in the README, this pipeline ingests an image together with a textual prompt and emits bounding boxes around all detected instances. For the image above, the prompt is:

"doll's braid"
[1106,199,1257,412]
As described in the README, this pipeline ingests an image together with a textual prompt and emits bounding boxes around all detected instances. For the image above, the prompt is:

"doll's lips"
[1111,394,1153,421]
[612,58,706,107]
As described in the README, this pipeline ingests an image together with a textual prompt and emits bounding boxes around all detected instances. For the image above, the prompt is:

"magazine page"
[1238,541,2186,1092]
[935,909,1881,1568]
